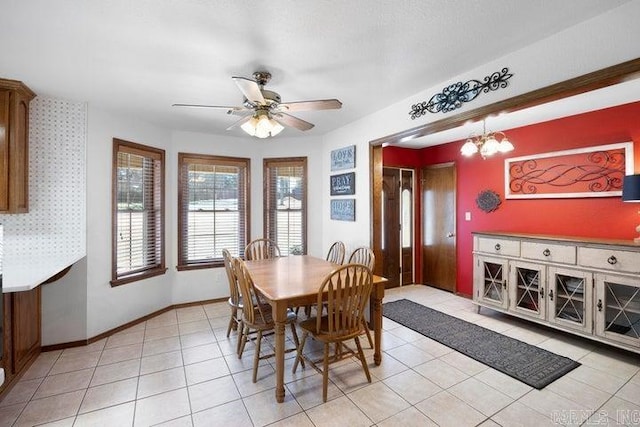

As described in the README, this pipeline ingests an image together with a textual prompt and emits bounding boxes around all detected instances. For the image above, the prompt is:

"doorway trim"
[369,58,640,279]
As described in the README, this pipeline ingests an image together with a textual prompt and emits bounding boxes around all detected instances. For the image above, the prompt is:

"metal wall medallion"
[409,68,513,119]
[476,190,502,213]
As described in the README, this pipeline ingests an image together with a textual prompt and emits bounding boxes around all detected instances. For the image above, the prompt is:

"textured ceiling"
[0,0,631,141]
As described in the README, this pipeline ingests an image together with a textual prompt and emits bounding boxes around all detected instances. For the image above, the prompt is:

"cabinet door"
[509,260,546,320]
[12,287,41,373]
[547,267,592,333]
[475,255,509,310]
[594,274,640,348]
[0,89,10,212]
[9,91,30,213]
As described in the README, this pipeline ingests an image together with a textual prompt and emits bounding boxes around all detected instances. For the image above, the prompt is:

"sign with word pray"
[330,145,356,171]
[330,172,355,196]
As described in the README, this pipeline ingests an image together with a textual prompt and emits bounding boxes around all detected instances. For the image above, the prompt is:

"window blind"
[112,139,165,285]
[178,153,250,269]
[264,157,307,256]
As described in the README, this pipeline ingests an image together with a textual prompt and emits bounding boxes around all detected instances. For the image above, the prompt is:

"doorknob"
[446,232,455,238]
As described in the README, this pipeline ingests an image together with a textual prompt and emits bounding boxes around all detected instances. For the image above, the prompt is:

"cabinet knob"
[607,255,617,265]
[502,280,507,289]
[597,299,603,312]
[543,248,551,257]
[494,243,501,251]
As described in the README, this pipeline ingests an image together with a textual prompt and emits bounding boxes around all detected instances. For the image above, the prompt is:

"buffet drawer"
[477,237,520,257]
[578,247,640,274]
[522,241,576,264]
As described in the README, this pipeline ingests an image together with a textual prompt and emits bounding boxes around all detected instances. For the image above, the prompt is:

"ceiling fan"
[173,71,342,138]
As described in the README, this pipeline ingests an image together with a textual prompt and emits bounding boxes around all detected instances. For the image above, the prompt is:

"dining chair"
[347,247,375,348]
[292,263,373,402]
[299,241,347,318]
[222,249,245,355]
[244,238,281,260]
[234,258,303,382]
[326,241,346,264]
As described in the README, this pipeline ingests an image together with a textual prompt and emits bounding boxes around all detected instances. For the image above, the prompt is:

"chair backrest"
[326,241,346,265]
[222,249,241,306]
[348,247,375,271]
[316,263,373,339]
[234,258,269,326]
[245,238,281,261]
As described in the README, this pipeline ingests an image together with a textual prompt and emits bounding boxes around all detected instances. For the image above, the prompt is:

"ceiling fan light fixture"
[242,110,284,139]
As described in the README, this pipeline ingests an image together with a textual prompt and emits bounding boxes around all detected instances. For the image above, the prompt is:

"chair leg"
[322,343,330,403]
[354,336,371,383]
[361,318,374,348]
[238,324,249,358]
[236,320,244,356]
[289,323,305,368]
[253,330,263,383]
[292,331,308,373]
[226,309,236,337]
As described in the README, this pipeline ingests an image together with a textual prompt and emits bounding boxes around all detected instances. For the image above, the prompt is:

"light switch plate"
[465,211,471,221]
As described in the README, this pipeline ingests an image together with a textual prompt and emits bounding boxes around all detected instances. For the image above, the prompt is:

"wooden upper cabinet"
[0,78,35,213]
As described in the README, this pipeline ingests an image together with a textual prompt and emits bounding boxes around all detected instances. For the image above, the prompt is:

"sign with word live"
[330,172,355,196]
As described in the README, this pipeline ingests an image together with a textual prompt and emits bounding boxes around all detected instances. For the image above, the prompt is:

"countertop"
[2,252,84,292]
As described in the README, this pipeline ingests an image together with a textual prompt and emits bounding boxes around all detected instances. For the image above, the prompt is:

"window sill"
[176,261,223,271]
[110,267,168,287]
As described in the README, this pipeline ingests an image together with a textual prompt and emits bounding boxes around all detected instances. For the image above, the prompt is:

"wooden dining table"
[244,255,387,403]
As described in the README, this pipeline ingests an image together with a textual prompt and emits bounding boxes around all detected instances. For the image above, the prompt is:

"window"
[178,153,250,269]
[112,139,166,286]
[264,157,307,256]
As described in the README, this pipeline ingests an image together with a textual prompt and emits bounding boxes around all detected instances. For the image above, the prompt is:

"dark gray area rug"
[383,299,580,389]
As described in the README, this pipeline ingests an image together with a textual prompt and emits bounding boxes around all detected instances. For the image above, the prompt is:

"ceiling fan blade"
[226,115,252,131]
[172,104,250,115]
[278,99,342,112]
[232,76,265,105]
[273,113,314,131]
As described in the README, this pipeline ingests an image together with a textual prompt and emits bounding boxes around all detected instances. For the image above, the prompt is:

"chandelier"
[460,120,514,158]
[240,109,284,139]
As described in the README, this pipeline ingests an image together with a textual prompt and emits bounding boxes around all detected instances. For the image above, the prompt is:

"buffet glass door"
[595,273,640,349]
[509,260,546,320]
[547,267,592,333]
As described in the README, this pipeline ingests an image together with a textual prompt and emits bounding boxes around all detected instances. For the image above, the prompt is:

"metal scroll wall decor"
[505,142,634,199]
[409,68,513,119]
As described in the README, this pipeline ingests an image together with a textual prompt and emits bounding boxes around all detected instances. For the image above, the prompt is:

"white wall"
[320,1,640,254]
[41,258,87,346]
[85,105,174,338]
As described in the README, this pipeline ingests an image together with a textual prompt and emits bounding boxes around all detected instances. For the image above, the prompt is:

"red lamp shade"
[622,174,640,202]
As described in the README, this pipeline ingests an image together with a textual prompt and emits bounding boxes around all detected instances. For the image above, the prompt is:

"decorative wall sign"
[409,67,513,119]
[330,199,355,221]
[330,172,355,196]
[476,190,502,212]
[505,142,634,199]
[330,145,356,171]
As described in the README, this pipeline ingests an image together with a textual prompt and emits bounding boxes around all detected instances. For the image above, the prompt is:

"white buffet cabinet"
[472,232,640,353]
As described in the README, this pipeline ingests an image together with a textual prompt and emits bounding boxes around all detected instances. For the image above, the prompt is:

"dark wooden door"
[421,163,457,292]
[382,168,400,288]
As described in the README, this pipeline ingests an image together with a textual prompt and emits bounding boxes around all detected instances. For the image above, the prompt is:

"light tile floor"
[1,285,639,426]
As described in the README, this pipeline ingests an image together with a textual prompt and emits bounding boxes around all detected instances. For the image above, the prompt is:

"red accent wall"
[384,100,640,297]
